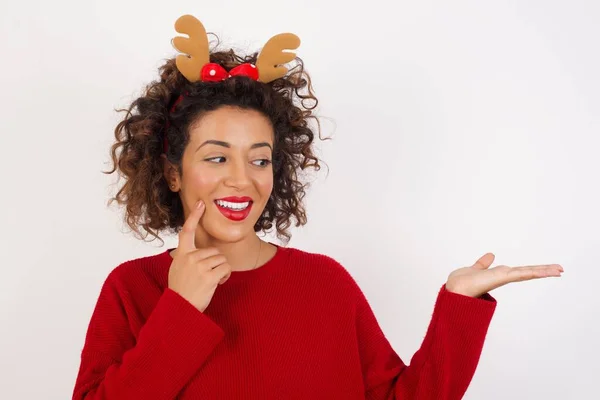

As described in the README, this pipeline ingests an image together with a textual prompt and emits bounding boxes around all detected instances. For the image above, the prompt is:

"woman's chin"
[204,220,257,243]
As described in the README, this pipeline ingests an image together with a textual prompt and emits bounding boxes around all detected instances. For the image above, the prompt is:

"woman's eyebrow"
[196,140,229,151]
[196,140,272,152]
[250,142,273,151]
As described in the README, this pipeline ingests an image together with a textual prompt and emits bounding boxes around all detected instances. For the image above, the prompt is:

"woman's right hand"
[168,200,232,312]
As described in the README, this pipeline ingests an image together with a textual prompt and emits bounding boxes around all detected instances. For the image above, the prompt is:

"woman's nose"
[224,159,251,189]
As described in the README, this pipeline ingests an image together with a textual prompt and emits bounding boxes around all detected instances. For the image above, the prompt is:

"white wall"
[1,0,598,398]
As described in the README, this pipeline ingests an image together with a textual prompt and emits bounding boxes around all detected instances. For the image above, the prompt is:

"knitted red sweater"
[73,244,496,399]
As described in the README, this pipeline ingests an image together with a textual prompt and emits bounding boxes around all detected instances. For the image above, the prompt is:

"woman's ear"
[161,154,180,191]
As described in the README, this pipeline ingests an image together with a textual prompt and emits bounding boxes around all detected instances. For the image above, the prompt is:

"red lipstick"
[214,196,253,222]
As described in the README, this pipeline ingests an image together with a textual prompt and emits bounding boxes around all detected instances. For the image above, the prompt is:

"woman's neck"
[204,235,263,271]
[170,234,270,271]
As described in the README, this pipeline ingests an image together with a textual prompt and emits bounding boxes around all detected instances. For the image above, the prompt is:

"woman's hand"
[445,253,564,298]
[168,200,232,312]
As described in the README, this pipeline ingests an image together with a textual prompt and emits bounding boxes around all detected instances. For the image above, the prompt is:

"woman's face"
[173,105,274,243]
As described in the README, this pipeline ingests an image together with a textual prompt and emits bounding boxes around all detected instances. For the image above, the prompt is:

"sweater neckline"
[159,242,287,284]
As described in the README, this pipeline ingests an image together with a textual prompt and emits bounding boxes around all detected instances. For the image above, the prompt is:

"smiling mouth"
[214,199,252,211]
[213,197,254,222]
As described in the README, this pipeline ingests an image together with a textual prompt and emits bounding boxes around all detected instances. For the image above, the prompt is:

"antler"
[255,33,301,83]
[172,15,210,82]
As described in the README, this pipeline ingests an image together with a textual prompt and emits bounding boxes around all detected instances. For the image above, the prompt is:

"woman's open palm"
[446,253,564,298]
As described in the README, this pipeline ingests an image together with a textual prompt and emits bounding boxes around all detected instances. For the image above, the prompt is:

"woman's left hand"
[445,253,564,298]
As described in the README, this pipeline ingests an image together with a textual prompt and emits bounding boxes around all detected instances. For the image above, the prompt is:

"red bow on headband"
[201,62,259,82]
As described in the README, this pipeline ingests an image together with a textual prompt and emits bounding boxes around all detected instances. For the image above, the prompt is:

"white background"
[1,0,598,399]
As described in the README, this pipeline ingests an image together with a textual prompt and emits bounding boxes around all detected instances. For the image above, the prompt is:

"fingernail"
[196,200,204,209]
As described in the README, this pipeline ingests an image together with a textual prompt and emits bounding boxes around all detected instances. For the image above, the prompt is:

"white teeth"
[215,200,250,210]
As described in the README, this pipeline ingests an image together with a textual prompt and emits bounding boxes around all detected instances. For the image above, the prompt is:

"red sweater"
[73,244,496,399]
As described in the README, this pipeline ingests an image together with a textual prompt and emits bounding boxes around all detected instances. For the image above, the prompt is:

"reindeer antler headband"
[172,14,301,83]
[163,15,301,153]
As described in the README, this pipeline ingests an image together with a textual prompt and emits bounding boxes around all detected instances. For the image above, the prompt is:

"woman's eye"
[206,156,226,163]
[252,159,272,167]
[205,157,271,167]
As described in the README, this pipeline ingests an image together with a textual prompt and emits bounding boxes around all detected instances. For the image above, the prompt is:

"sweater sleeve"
[355,283,496,400]
[72,269,225,400]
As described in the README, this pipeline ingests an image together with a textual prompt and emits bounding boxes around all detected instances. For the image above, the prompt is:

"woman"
[72,15,563,400]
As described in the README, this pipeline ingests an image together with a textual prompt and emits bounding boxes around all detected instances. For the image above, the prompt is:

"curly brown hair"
[103,42,327,246]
